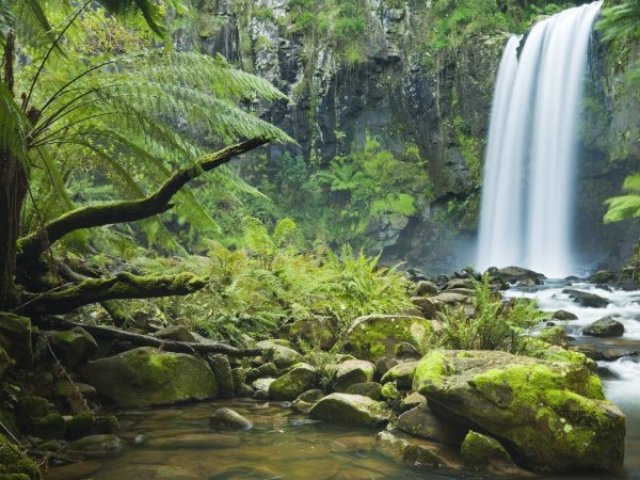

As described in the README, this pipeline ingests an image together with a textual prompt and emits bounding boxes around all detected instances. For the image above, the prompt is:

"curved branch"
[17,137,269,263]
[30,317,261,358]
[15,272,207,316]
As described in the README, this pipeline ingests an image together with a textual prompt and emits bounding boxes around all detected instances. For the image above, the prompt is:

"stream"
[46,281,640,480]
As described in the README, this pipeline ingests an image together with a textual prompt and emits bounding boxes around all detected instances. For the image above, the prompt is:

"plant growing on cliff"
[434,275,546,353]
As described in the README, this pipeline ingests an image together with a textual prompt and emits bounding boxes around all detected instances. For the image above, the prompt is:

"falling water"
[476,1,603,278]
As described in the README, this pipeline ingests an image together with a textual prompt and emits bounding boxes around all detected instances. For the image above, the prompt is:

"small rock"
[552,310,578,321]
[346,382,383,401]
[95,415,121,434]
[583,316,625,338]
[401,392,426,411]
[309,393,391,428]
[269,363,318,401]
[53,381,97,400]
[252,378,275,400]
[381,382,399,400]
[381,361,419,390]
[333,360,375,392]
[208,354,235,399]
[412,296,440,318]
[415,280,439,296]
[209,407,252,431]
[66,412,96,440]
[48,327,98,369]
[246,363,278,383]
[264,345,303,370]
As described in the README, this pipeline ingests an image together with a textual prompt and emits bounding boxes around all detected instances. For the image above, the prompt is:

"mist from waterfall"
[476,1,603,278]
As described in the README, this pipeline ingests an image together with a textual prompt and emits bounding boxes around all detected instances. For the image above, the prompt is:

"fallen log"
[31,316,261,358]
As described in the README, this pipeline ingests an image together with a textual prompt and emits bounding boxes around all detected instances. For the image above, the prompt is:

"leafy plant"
[604,173,640,223]
[433,275,547,353]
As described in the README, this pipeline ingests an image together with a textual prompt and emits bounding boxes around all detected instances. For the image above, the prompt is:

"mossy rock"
[333,359,375,392]
[460,430,514,469]
[209,407,253,431]
[345,382,383,400]
[309,393,391,428]
[208,354,235,399]
[81,347,217,407]
[261,344,303,370]
[288,316,337,350]
[23,413,66,439]
[0,434,41,480]
[344,315,433,361]
[47,327,98,369]
[380,360,419,390]
[0,313,32,367]
[413,350,625,473]
[269,363,318,401]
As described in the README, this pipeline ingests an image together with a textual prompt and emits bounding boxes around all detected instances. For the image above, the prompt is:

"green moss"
[0,434,42,480]
[412,350,448,393]
[460,431,512,469]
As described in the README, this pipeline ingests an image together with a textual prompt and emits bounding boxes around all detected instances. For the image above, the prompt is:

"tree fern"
[604,173,640,223]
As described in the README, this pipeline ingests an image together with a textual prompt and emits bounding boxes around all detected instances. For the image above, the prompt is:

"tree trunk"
[0,152,27,312]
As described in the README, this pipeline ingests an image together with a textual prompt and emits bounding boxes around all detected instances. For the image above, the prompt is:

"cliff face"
[178,0,640,274]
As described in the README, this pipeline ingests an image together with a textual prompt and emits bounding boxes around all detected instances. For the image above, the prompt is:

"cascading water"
[476,1,603,278]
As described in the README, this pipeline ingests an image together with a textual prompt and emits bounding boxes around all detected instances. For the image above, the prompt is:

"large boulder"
[269,363,318,400]
[0,312,33,367]
[309,393,391,428]
[562,289,610,308]
[487,266,546,285]
[344,315,433,361]
[81,347,217,407]
[583,316,625,338]
[413,350,625,473]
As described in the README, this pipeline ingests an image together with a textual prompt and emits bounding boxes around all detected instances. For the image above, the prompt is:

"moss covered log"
[16,137,269,265]
[16,272,207,316]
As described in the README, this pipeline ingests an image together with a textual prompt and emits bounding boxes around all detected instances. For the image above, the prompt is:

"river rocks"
[397,405,464,446]
[208,354,234,399]
[269,363,318,400]
[380,360,419,390]
[460,431,519,474]
[344,315,433,361]
[333,360,375,392]
[252,378,275,400]
[430,292,470,306]
[309,393,391,427]
[552,309,578,321]
[563,288,610,308]
[66,413,96,440]
[583,316,625,337]
[17,396,65,439]
[293,389,325,413]
[68,434,124,458]
[263,344,303,369]
[209,407,253,431]
[589,270,617,284]
[415,280,439,296]
[345,382,383,400]
[0,433,42,479]
[413,350,625,472]
[246,362,278,383]
[487,266,546,285]
[377,429,460,472]
[81,347,217,407]
[48,327,98,368]
[0,312,33,367]
[411,296,440,318]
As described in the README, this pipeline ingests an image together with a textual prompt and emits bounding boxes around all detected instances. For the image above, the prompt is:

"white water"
[476,2,603,278]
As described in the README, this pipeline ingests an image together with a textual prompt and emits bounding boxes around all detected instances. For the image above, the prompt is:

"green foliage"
[140,218,412,346]
[433,275,547,353]
[604,173,640,223]
[6,2,291,254]
[597,0,640,85]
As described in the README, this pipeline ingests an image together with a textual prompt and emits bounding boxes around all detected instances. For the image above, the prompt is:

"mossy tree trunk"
[0,32,28,312]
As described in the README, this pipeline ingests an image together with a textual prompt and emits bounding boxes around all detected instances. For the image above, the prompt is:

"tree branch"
[15,272,207,316]
[30,317,261,358]
[17,137,269,263]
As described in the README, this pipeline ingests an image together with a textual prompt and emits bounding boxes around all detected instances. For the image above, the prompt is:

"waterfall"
[476,1,602,278]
